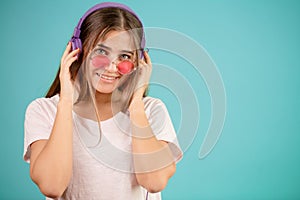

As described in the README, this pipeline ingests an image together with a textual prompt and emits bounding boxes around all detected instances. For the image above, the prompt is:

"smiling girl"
[23,2,182,200]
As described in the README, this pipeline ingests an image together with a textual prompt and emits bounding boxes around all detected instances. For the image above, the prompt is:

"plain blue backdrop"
[1,0,299,199]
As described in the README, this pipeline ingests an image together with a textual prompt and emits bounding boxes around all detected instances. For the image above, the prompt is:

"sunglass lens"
[117,61,134,74]
[91,55,110,68]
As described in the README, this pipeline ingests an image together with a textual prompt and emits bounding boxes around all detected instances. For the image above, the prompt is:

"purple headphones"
[70,2,146,52]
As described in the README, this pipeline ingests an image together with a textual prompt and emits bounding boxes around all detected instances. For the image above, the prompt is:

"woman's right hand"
[59,42,80,102]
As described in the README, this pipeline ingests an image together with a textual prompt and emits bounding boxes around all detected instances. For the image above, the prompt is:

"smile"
[96,73,120,80]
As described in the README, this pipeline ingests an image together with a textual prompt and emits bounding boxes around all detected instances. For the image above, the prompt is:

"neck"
[95,91,112,105]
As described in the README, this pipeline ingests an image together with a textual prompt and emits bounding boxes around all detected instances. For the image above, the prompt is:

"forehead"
[98,30,135,51]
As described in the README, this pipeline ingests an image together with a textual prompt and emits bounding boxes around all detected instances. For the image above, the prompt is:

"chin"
[95,89,114,94]
[94,84,118,94]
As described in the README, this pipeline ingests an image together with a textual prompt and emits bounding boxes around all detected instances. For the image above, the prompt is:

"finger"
[139,53,150,66]
[61,56,78,72]
[65,48,80,61]
[143,50,151,65]
[138,59,146,67]
[65,56,78,68]
[62,49,80,68]
[61,42,72,62]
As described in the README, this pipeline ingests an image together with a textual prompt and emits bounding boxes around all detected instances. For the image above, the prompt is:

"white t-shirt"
[23,94,182,200]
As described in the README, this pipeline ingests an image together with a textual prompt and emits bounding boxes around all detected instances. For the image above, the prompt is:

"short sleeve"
[23,99,54,163]
[146,98,183,163]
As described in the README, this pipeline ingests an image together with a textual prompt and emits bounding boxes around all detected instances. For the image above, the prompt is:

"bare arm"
[30,99,73,198]
[29,43,79,198]
[130,99,176,193]
[129,51,176,193]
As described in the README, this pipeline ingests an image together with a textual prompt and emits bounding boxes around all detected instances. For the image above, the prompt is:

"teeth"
[103,75,115,80]
[96,73,118,80]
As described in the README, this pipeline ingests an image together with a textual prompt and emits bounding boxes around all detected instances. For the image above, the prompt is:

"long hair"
[46,7,146,111]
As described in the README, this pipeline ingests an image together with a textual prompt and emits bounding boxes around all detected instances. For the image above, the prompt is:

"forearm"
[130,99,175,192]
[30,99,73,194]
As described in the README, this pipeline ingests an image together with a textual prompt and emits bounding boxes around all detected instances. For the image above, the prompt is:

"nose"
[105,58,118,72]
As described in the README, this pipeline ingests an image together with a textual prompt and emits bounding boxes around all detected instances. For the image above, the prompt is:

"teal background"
[1,0,300,199]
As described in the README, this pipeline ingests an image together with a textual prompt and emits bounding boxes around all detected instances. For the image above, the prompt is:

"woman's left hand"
[128,51,152,112]
[133,50,152,100]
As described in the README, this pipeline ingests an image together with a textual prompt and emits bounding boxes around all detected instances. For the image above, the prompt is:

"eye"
[120,54,132,61]
[95,48,108,56]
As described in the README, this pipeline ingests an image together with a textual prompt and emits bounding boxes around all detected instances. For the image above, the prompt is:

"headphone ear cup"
[70,37,82,51]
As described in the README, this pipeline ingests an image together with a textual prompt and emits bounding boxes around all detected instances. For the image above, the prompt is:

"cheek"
[91,55,110,68]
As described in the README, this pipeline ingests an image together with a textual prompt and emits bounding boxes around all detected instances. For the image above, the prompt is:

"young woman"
[23,2,182,199]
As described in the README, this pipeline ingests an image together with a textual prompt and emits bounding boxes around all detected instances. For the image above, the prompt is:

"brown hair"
[45,7,145,102]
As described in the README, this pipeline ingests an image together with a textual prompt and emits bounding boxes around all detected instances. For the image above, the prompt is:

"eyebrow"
[97,44,134,55]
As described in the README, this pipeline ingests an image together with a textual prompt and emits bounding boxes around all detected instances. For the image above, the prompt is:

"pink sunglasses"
[91,54,136,75]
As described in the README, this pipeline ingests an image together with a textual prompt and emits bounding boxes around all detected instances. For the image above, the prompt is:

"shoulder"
[26,94,60,116]
[142,96,171,119]
[143,96,166,111]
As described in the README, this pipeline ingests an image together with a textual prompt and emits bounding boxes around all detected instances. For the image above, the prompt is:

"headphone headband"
[70,2,145,51]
